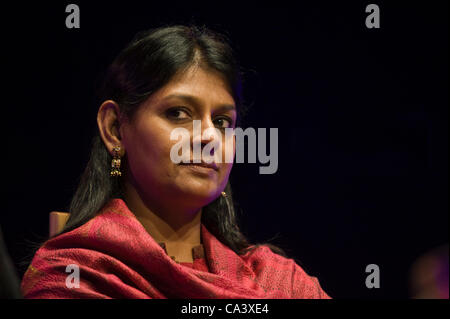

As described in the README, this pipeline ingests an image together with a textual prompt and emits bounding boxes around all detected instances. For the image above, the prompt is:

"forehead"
[151,66,236,106]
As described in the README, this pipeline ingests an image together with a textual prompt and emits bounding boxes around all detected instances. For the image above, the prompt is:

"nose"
[192,118,221,160]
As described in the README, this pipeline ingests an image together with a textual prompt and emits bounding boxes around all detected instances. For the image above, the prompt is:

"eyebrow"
[162,93,236,113]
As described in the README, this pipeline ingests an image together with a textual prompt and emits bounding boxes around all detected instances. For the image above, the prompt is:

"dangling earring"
[110,146,122,177]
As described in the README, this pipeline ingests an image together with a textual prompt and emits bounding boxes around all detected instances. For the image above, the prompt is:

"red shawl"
[21,199,331,299]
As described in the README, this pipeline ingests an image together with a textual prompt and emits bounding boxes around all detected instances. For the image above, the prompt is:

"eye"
[165,107,191,120]
[214,117,233,129]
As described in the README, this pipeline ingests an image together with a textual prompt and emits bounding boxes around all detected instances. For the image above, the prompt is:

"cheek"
[216,133,234,179]
[124,125,175,181]
[219,131,236,163]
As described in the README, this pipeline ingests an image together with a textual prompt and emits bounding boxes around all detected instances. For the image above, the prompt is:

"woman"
[21,25,331,299]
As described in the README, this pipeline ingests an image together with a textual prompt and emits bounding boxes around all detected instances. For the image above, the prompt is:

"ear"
[97,100,125,156]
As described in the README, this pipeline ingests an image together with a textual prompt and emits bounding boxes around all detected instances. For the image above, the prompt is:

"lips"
[179,161,219,171]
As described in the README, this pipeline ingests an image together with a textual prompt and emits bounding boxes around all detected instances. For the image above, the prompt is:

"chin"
[177,184,221,206]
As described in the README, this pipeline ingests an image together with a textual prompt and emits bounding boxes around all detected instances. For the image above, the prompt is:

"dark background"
[2,1,448,298]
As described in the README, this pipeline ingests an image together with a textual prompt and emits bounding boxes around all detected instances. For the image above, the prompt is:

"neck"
[122,179,202,247]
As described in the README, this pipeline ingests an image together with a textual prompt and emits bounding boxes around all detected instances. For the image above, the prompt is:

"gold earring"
[110,146,122,177]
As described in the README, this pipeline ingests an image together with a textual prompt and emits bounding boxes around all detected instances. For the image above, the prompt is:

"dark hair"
[59,25,286,257]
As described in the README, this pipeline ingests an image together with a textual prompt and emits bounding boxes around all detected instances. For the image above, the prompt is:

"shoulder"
[242,245,332,299]
[21,242,110,298]
[21,226,147,299]
[21,201,152,299]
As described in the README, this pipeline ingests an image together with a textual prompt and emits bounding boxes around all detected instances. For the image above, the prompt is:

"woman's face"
[120,66,236,210]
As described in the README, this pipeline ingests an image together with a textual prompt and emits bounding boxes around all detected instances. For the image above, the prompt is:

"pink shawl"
[21,198,331,299]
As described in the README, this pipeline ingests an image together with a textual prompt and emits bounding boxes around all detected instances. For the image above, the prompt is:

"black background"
[2,1,448,298]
